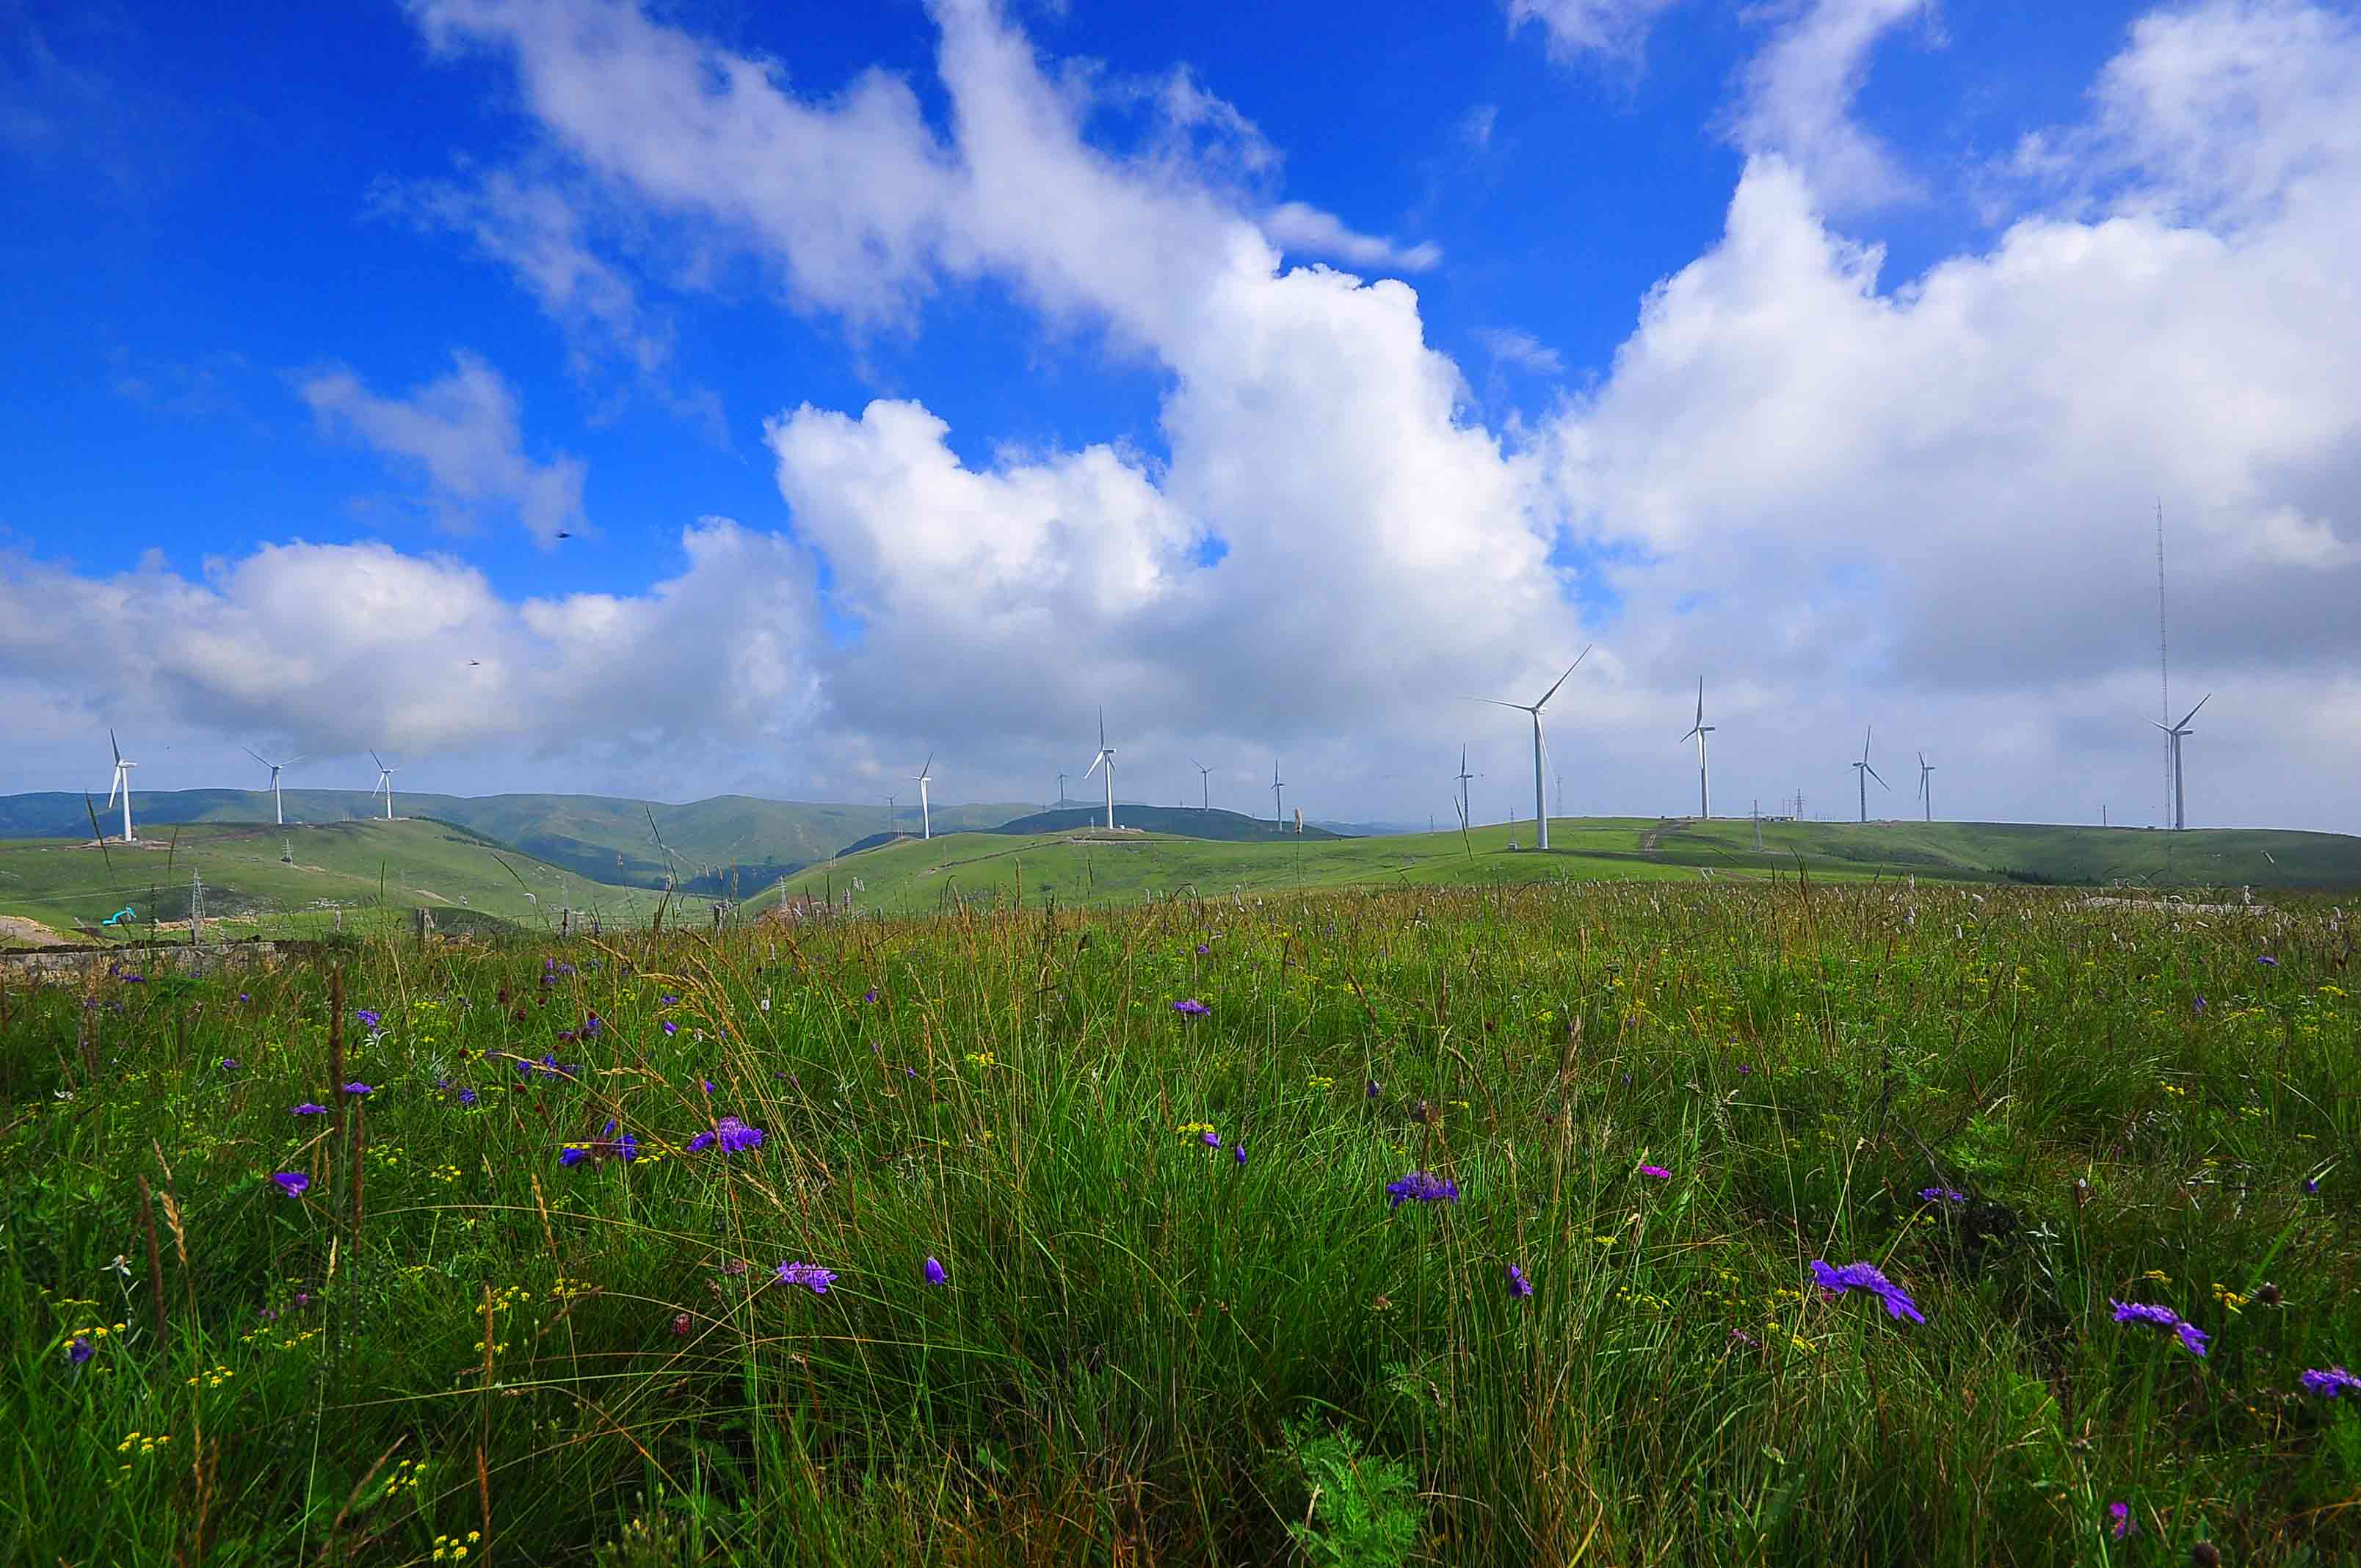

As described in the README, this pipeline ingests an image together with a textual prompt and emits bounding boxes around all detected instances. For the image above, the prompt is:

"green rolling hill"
[0,790,1038,894]
[0,819,676,945]
[988,805,1341,841]
[754,815,2361,916]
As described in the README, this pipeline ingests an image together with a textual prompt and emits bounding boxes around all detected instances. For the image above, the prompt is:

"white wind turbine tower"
[911,754,935,840]
[1916,751,1936,823]
[2155,694,2210,830]
[1849,727,1888,824]
[1455,745,1476,832]
[104,729,137,843]
[1680,677,1714,819]
[244,747,306,826]
[1473,647,1590,852]
[371,750,399,821]
[1192,758,1213,812]
[1270,761,1287,825]
[1081,708,1117,830]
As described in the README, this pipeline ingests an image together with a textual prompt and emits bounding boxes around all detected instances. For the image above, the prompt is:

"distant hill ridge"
[988,805,1343,841]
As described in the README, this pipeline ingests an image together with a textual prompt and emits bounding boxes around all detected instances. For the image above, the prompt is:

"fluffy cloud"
[1260,202,1440,273]
[1507,0,1691,64]
[1727,0,1937,211]
[300,352,590,545]
[0,523,822,784]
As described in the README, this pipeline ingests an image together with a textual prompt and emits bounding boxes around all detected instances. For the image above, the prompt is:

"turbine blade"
[1861,726,1873,763]
[1868,766,1888,789]
[371,749,385,770]
[1694,676,1704,729]
[1083,751,1106,781]
[1680,725,1701,743]
[1470,697,1534,712]
[244,746,269,766]
[111,728,122,764]
[2178,693,2211,727]
[1534,645,1594,710]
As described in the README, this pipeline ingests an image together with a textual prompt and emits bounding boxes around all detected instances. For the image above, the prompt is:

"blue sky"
[4,0,2358,830]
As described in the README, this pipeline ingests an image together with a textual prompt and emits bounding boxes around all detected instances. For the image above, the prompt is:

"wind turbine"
[1915,751,1936,823]
[1081,708,1117,830]
[1056,772,1068,808]
[370,751,398,820]
[1849,727,1887,824]
[104,729,137,843]
[2154,694,2209,830]
[1270,761,1285,826]
[911,754,935,840]
[1679,677,1714,820]
[244,747,306,826]
[1473,647,1590,852]
[887,794,897,835]
[1192,758,1213,811]
[1454,745,1476,832]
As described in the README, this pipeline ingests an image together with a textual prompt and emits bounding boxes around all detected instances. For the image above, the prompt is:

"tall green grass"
[2,882,2354,1564]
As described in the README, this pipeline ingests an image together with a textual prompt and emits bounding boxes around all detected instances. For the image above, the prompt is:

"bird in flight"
[556,531,572,539]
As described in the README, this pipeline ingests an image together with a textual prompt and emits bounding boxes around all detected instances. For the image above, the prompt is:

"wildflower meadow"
[3,879,2356,1563]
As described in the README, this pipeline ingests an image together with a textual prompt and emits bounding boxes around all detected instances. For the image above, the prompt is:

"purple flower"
[354,1008,382,1029]
[923,1256,947,1286]
[559,1146,589,1167]
[1195,943,1210,955]
[776,1260,836,1294]
[341,1081,372,1096]
[688,1116,764,1155]
[660,995,678,1006]
[1506,1264,1533,1299]
[1235,1142,1248,1166]
[1172,998,1211,1017]
[1738,1064,1752,1075]
[2299,1366,2360,1398]
[863,989,879,1003]
[1201,1130,1221,1150]
[1639,1165,1672,1180]
[67,1335,94,1365]
[237,992,250,1003]
[220,1058,240,1072]
[457,1087,477,1106]
[1385,1169,1460,1208]
[2109,1299,2208,1357]
[582,1014,603,1035]
[1366,1079,1381,1100]
[2109,1502,2137,1540]
[1730,1329,1758,1348]
[701,1078,715,1094]
[1918,1187,1967,1205]
[1810,1260,1925,1324]
[2258,954,2280,967]
[2194,995,2208,1013]
[291,1103,327,1117]
[270,1172,310,1197]
[2304,1177,2320,1195]
[662,1020,678,1036]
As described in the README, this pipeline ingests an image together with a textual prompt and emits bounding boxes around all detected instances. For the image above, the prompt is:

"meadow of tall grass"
[3,880,2354,1564]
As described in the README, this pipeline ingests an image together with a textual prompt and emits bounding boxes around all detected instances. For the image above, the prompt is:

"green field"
[0,791,1040,893]
[3,882,2354,1563]
[758,816,2361,916]
[0,819,675,945]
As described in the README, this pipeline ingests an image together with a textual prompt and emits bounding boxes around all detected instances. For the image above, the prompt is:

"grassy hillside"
[1649,816,2361,889]
[7,881,2355,1561]
[0,790,1038,893]
[989,804,1341,841]
[0,819,674,944]
[758,815,2361,915]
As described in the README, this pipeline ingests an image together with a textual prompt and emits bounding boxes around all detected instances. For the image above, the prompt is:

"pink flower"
[1639,1164,1672,1180]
